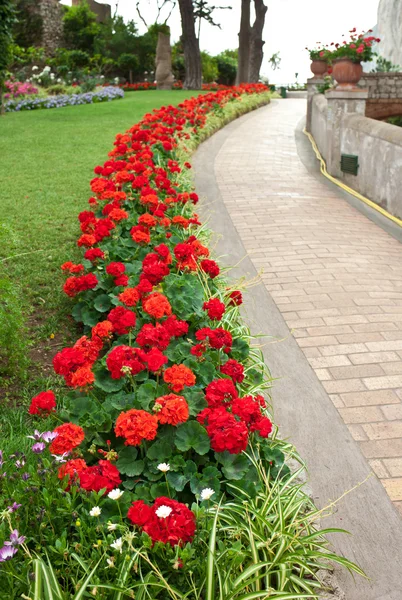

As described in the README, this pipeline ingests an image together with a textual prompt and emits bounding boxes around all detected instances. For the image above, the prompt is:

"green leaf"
[185,389,207,416]
[71,301,85,323]
[175,421,210,455]
[116,447,138,476]
[94,368,125,393]
[147,437,173,461]
[167,471,189,492]
[124,261,142,274]
[94,294,112,313]
[137,381,157,411]
[231,337,250,361]
[81,306,99,327]
[215,451,250,480]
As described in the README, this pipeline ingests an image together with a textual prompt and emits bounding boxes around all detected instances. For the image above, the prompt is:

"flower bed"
[119,81,245,92]
[0,84,362,597]
[5,85,124,112]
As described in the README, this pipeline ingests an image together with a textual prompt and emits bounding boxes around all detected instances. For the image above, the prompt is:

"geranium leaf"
[116,447,139,476]
[94,368,125,393]
[215,451,250,480]
[93,294,112,313]
[185,389,207,416]
[175,421,210,455]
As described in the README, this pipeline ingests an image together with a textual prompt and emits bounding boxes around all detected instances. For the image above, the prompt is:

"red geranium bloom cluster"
[53,336,101,388]
[29,390,56,416]
[174,236,209,271]
[115,409,158,446]
[142,292,172,320]
[220,358,245,383]
[50,422,85,455]
[199,407,249,454]
[203,298,225,320]
[58,458,87,486]
[106,346,146,378]
[127,497,196,546]
[79,460,121,494]
[228,290,243,306]
[200,259,220,279]
[195,327,232,353]
[107,306,136,335]
[154,394,189,425]
[163,364,196,392]
[63,273,98,297]
[205,378,238,408]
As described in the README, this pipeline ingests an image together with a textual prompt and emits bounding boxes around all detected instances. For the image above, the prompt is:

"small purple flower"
[52,452,69,463]
[15,459,25,469]
[22,472,30,481]
[42,431,58,443]
[32,442,46,454]
[0,450,3,468]
[7,502,22,513]
[0,545,18,562]
[27,430,43,441]
[5,529,26,547]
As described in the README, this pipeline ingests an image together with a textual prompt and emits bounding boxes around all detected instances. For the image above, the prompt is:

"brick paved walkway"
[214,98,402,512]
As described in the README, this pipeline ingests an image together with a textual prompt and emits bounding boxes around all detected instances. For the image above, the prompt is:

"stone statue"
[377,0,402,67]
[155,32,174,91]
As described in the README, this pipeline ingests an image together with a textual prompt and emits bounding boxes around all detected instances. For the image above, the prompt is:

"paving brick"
[320,343,368,356]
[329,364,385,380]
[349,351,400,365]
[383,458,402,477]
[360,438,402,458]
[347,424,368,441]
[339,406,384,424]
[381,403,402,420]
[309,355,352,369]
[340,390,401,406]
[381,479,402,501]
[363,375,402,390]
[363,421,402,440]
[322,379,366,394]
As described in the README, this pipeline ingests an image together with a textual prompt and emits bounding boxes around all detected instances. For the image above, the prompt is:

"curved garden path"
[194,98,402,600]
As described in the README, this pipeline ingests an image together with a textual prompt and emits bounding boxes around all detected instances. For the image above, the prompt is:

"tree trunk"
[236,0,251,85]
[249,0,268,82]
[178,0,202,90]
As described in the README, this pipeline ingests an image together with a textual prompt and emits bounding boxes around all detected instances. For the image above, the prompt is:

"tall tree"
[249,0,267,82]
[235,0,251,85]
[0,0,16,115]
[178,0,202,89]
[236,0,267,84]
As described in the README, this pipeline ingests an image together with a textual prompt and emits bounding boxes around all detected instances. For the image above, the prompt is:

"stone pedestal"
[155,33,174,91]
[325,89,368,177]
[306,77,325,132]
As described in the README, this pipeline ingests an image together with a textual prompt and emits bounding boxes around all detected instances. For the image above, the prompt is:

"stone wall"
[37,0,64,54]
[360,72,402,99]
[308,82,402,220]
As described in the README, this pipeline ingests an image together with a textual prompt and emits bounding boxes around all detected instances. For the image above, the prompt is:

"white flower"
[108,489,124,501]
[157,463,170,473]
[100,75,105,79]
[44,65,51,72]
[110,537,124,553]
[114,77,119,84]
[32,65,38,71]
[57,78,62,83]
[200,488,215,501]
[90,506,101,517]
[50,73,55,79]
[107,522,117,531]
[52,452,69,463]
[106,557,115,568]
[155,505,172,519]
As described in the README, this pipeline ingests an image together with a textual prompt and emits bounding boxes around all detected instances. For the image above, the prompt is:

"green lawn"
[0,90,200,397]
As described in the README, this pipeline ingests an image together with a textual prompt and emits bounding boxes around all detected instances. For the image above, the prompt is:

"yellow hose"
[303,128,402,228]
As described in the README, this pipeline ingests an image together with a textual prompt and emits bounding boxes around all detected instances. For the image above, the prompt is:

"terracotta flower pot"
[332,58,363,89]
[310,60,327,78]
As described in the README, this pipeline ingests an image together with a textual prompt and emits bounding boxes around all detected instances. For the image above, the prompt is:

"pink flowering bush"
[4,80,38,99]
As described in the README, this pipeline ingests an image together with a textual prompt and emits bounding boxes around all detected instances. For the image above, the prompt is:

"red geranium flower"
[154,394,189,426]
[115,409,158,446]
[163,364,196,392]
[203,298,225,320]
[108,306,136,335]
[79,459,121,494]
[29,390,56,416]
[50,423,85,455]
[127,497,196,546]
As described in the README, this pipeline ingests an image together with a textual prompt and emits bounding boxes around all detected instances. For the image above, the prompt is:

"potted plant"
[306,46,331,78]
[331,28,380,89]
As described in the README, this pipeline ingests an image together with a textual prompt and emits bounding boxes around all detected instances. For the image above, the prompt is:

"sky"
[61,0,381,84]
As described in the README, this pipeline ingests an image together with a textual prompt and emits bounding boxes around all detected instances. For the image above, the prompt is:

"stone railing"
[307,78,402,220]
[359,73,402,119]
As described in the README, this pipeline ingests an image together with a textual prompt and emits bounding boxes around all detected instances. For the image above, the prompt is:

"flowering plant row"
[5,85,124,113]
[117,82,258,93]
[21,82,283,534]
